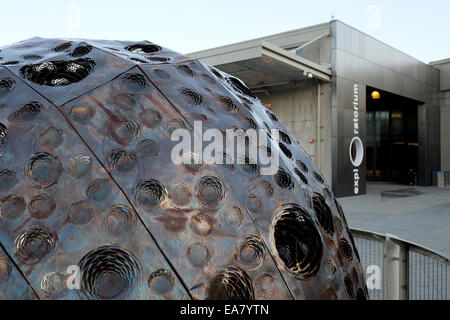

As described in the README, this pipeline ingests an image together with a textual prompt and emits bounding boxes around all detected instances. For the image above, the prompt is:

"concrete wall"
[256,81,333,184]
[300,34,332,68]
[431,59,450,171]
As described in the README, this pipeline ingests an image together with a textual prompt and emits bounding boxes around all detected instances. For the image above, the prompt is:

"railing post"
[383,234,408,300]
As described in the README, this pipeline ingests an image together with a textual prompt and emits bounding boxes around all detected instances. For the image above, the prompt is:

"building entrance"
[366,87,419,184]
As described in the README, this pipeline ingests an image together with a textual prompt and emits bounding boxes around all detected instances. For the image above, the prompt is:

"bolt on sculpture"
[0,38,368,300]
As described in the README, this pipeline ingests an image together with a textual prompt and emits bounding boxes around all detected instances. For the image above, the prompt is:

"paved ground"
[338,183,450,258]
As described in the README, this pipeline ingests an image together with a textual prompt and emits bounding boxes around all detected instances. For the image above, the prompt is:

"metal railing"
[350,228,450,300]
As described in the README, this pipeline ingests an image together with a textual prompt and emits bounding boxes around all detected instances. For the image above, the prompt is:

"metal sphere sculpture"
[0,38,368,300]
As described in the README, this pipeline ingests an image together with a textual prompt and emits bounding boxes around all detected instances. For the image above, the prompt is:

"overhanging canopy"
[188,40,331,89]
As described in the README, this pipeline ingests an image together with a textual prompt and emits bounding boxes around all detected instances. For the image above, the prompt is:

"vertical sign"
[350,84,364,195]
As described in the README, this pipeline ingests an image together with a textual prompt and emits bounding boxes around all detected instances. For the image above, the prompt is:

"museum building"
[189,20,450,197]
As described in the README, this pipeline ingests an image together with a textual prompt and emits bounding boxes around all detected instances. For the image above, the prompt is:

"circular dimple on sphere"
[71,45,92,57]
[296,160,309,173]
[260,180,274,198]
[0,123,7,148]
[246,194,262,214]
[279,142,292,159]
[106,117,140,146]
[195,176,226,209]
[70,105,95,124]
[322,259,337,276]
[0,194,26,221]
[312,193,334,234]
[226,76,256,99]
[137,139,159,158]
[322,287,338,300]
[312,171,325,184]
[69,201,94,225]
[219,206,243,227]
[0,169,17,192]
[0,78,16,98]
[114,93,135,111]
[272,204,323,280]
[187,243,210,267]
[294,168,308,185]
[266,110,278,121]
[254,274,276,298]
[201,74,215,84]
[0,257,11,283]
[217,95,238,112]
[334,217,344,234]
[352,267,360,285]
[39,127,63,150]
[237,235,265,271]
[122,73,148,92]
[147,56,170,63]
[166,119,186,135]
[338,238,353,262]
[133,180,167,210]
[273,168,294,190]
[130,57,147,64]
[207,266,255,300]
[53,42,72,52]
[169,183,192,207]
[86,179,111,202]
[108,149,137,174]
[148,269,175,295]
[8,101,44,122]
[14,225,57,265]
[175,65,194,77]
[348,232,360,262]
[152,68,171,80]
[100,205,137,243]
[68,155,92,178]
[140,109,162,128]
[356,288,367,300]
[78,246,141,300]
[23,152,62,188]
[29,194,56,220]
[190,213,213,236]
[245,117,258,129]
[180,88,203,106]
[41,271,68,299]
[344,275,354,298]
[279,131,291,144]
[125,43,161,54]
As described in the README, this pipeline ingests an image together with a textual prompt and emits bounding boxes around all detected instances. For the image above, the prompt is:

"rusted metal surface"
[0,38,368,300]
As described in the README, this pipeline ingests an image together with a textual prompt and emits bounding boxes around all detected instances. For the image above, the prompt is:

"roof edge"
[188,21,331,56]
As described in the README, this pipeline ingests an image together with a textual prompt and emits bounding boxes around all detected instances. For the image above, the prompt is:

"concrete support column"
[383,234,408,300]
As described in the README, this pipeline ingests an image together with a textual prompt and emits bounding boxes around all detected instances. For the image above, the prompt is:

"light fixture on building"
[391,112,403,119]
[303,70,313,79]
[371,91,381,99]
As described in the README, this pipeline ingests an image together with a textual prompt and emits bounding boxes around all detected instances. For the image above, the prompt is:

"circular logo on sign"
[349,137,364,167]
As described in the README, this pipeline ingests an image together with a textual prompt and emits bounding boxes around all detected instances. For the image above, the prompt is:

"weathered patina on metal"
[0,38,368,300]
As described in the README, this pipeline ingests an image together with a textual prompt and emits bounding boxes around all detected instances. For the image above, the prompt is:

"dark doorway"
[366,87,419,184]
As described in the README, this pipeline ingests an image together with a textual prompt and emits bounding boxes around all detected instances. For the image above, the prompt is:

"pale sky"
[0,0,448,63]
